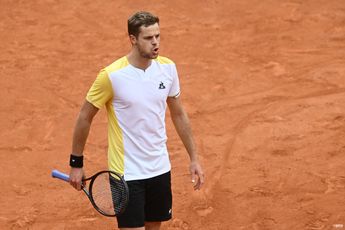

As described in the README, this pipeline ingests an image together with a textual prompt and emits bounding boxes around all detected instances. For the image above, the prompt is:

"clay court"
[1,0,345,229]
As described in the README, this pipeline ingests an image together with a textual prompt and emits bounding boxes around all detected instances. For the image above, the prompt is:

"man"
[68,11,204,230]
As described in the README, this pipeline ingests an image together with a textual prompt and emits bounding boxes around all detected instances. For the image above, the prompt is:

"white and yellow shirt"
[86,56,180,181]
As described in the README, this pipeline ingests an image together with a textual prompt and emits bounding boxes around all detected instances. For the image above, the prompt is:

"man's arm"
[69,100,99,190]
[167,96,204,190]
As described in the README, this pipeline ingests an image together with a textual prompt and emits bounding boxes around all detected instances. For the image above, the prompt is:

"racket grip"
[52,169,70,182]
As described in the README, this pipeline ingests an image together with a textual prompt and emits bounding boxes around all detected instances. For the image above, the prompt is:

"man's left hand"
[190,161,205,190]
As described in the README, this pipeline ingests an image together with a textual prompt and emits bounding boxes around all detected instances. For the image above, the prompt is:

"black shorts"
[116,171,172,228]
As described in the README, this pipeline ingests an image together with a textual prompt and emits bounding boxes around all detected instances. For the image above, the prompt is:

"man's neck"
[127,50,152,71]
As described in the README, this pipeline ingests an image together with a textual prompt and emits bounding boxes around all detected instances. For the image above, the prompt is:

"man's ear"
[129,34,137,45]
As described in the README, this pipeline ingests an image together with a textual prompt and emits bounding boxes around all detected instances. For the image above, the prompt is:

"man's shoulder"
[104,56,129,74]
[154,56,175,65]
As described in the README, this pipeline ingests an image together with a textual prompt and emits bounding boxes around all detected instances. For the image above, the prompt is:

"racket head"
[88,170,129,217]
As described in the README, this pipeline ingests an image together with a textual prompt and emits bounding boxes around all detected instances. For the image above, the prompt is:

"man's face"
[131,23,160,59]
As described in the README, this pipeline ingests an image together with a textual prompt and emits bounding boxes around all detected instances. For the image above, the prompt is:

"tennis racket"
[52,169,129,217]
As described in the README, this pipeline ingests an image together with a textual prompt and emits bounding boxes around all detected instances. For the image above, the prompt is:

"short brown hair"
[128,11,159,37]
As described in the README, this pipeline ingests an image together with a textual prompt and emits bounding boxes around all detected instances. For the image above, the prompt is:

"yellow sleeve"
[86,69,113,109]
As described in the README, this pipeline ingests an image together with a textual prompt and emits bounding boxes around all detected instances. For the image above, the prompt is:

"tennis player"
[68,11,204,230]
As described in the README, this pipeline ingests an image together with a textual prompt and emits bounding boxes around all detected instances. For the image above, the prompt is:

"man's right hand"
[69,167,85,191]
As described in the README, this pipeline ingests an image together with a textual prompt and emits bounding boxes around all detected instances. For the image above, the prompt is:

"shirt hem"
[124,166,171,181]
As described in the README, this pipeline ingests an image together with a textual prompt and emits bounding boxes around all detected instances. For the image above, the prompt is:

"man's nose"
[152,37,158,45]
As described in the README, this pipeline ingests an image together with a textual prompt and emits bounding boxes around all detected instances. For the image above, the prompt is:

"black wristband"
[70,154,83,168]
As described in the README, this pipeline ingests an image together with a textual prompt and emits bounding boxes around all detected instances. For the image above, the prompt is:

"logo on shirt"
[159,81,166,89]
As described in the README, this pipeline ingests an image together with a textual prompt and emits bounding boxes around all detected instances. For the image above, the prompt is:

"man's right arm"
[69,100,99,190]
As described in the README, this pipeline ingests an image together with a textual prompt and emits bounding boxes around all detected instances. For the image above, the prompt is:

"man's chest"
[110,65,173,107]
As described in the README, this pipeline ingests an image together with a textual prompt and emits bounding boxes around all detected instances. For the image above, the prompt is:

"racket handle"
[52,169,70,182]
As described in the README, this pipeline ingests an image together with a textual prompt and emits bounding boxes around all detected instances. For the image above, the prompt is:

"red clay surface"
[1,0,345,229]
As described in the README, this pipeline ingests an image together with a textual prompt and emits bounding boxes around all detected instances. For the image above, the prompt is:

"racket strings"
[110,177,128,214]
[90,172,128,216]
